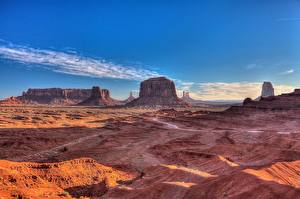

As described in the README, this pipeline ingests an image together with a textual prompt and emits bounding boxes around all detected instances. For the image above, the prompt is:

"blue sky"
[0,0,299,100]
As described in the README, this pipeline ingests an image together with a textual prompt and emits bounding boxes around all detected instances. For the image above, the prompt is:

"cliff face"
[19,88,92,105]
[126,77,188,107]
[77,86,119,106]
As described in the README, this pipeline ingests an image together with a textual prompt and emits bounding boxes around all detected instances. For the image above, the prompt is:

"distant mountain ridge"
[181,91,241,107]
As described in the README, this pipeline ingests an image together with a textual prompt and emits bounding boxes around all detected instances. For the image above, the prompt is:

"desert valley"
[1,1,299,198]
[0,77,300,198]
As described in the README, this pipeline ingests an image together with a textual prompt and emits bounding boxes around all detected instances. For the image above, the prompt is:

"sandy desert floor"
[1,106,300,198]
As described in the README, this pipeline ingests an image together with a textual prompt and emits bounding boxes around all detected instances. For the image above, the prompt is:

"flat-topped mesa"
[126,77,188,107]
[77,86,119,106]
[23,88,91,99]
[4,88,92,105]
[261,82,275,98]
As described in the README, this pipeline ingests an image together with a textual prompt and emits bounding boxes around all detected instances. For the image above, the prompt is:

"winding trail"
[12,117,208,164]
[12,117,195,162]
[11,116,277,169]
[151,118,201,132]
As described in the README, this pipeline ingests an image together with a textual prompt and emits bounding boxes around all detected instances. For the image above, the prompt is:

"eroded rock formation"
[126,77,188,107]
[261,82,275,98]
[77,86,119,106]
[121,92,136,104]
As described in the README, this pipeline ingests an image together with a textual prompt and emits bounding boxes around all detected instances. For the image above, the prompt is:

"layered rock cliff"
[21,88,92,105]
[0,88,92,106]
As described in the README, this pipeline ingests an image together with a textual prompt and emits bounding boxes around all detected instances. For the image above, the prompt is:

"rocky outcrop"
[0,97,23,106]
[182,91,193,102]
[77,86,119,106]
[261,82,275,98]
[237,89,300,109]
[243,97,253,106]
[126,77,188,107]
[0,158,136,198]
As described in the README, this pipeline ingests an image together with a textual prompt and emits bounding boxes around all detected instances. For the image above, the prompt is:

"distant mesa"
[0,87,122,106]
[126,77,188,107]
[77,86,120,106]
[0,88,92,106]
[182,91,194,103]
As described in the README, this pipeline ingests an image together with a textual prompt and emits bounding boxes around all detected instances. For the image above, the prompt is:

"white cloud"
[0,43,160,80]
[179,82,294,101]
[280,69,294,75]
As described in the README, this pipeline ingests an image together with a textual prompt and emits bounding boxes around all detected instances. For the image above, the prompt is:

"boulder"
[243,98,253,106]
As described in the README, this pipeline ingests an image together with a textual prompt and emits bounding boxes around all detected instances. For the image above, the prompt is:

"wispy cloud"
[178,82,294,101]
[279,69,294,75]
[0,42,160,80]
[246,63,258,70]
[175,80,194,90]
